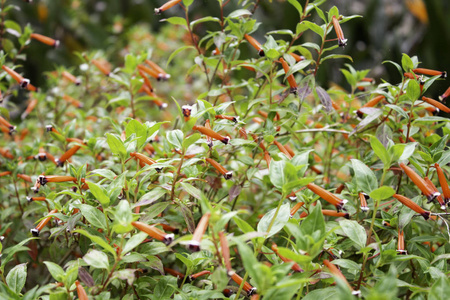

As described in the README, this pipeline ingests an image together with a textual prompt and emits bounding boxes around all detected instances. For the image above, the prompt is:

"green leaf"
[77,204,108,230]
[297,21,324,38]
[257,203,290,238]
[123,232,148,255]
[303,287,337,300]
[320,54,353,64]
[74,229,117,259]
[406,79,420,101]
[300,201,325,237]
[369,186,395,201]
[190,16,220,29]
[228,9,252,18]
[112,200,133,234]
[126,119,147,150]
[166,129,184,149]
[83,249,109,270]
[340,220,367,249]
[269,160,286,189]
[401,53,414,72]
[287,0,303,18]
[370,135,391,168]
[163,17,187,27]
[328,6,339,22]
[183,0,194,7]
[43,261,65,283]
[6,263,27,294]
[351,159,378,193]
[87,182,110,208]
[429,277,450,300]
[182,133,200,150]
[234,239,262,289]
[106,133,127,160]
[167,45,195,65]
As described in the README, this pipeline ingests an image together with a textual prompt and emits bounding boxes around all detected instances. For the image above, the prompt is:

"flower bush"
[0,0,450,299]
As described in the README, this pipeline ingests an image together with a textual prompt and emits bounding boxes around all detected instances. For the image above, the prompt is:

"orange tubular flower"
[289,202,305,218]
[404,72,419,80]
[2,65,30,88]
[91,59,111,76]
[393,194,430,220]
[30,209,58,236]
[30,33,59,47]
[182,105,192,122]
[331,16,347,47]
[215,114,238,123]
[205,158,232,180]
[238,127,248,139]
[38,175,77,185]
[21,98,38,120]
[272,243,303,272]
[219,232,232,273]
[230,273,257,297]
[361,77,375,84]
[284,144,295,157]
[75,281,88,300]
[26,196,46,202]
[412,68,447,78]
[435,163,450,203]
[422,96,450,113]
[264,151,271,168]
[159,223,179,234]
[154,0,182,14]
[189,270,211,281]
[307,183,347,211]
[131,221,174,245]
[66,138,85,145]
[289,52,304,62]
[0,147,14,159]
[399,163,440,202]
[0,171,12,177]
[138,69,154,92]
[204,119,213,148]
[130,152,162,172]
[56,145,81,167]
[439,86,450,101]
[424,177,446,209]
[62,94,83,108]
[193,125,230,145]
[145,59,170,81]
[274,140,292,159]
[321,209,349,219]
[359,192,369,212]
[17,174,32,183]
[0,115,16,134]
[356,95,385,118]
[212,47,221,55]
[62,71,81,85]
[46,125,62,136]
[164,267,185,278]
[137,64,159,80]
[335,184,345,194]
[397,229,407,255]
[323,260,355,292]
[244,34,265,56]
[279,57,297,93]
[187,212,211,252]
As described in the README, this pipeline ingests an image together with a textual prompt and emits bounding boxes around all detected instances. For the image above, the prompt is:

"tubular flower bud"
[279,57,297,93]
[306,183,347,211]
[2,65,30,88]
[335,184,345,194]
[21,98,38,120]
[264,151,271,169]
[356,95,385,118]
[404,72,419,80]
[393,194,430,220]
[290,202,305,217]
[66,138,85,145]
[230,273,257,297]
[164,267,184,279]
[131,221,174,245]
[271,243,303,272]
[0,171,12,177]
[187,212,211,252]
[182,105,192,122]
[323,260,356,293]
[30,209,58,236]
[62,94,83,108]
[130,152,162,172]
[193,125,230,145]
[331,16,348,47]
[56,145,81,167]
[244,34,265,56]
[91,59,111,76]
[30,33,59,47]
[435,163,450,203]
[421,96,450,113]
[62,71,81,85]
[219,232,232,273]
[159,223,179,234]
[205,158,232,180]
[38,175,77,185]
[46,125,62,135]
[215,114,238,123]
[412,68,447,78]
[145,59,170,80]
[274,140,292,159]
[359,192,369,212]
[397,229,407,255]
[189,270,211,282]
[424,177,446,209]
[399,163,440,202]
[0,116,16,134]
[238,127,248,139]
[204,119,213,147]
[155,0,182,14]
[439,86,450,101]
[321,209,349,219]
[17,174,32,183]
[137,64,159,80]
[27,196,46,202]
[75,280,88,300]
[289,52,305,62]
[138,69,154,92]
[361,77,375,84]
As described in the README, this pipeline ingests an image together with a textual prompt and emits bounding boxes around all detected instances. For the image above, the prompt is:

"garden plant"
[1,0,450,299]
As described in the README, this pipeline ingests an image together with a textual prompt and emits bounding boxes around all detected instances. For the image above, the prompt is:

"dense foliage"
[1,0,450,299]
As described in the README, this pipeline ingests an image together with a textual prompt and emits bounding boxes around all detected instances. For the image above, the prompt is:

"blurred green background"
[9,0,450,98]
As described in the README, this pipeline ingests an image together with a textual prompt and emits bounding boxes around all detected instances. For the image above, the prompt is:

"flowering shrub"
[1,0,450,299]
